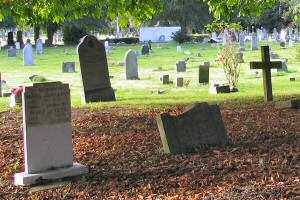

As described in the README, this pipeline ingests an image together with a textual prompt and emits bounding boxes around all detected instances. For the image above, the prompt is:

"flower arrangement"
[11,86,24,96]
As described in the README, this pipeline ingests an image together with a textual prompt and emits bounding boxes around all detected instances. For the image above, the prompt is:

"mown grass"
[0,40,299,111]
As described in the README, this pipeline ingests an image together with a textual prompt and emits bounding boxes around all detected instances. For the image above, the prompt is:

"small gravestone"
[125,49,139,80]
[177,77,184,87]
[141,45,150,56]
[239,33,245,51]
[36,39,44,55]
[77,35,115,102]
[291,99,300,109]
[277,59,288,72]
[62,62,75,73]
[235,52,244,63]
[176,61,186,72]
[177,46,182,52]
[199,62,210,84]
[156,102,231,154]
[7,32,14,46]
[162,75,170,84]
[8,46,16,57]
[15,42,20,50]
[23,40,34,66]
[209,83,231,94]
[290,75,296,81]
[270,52,279,59]
[14,82,88,185]
[251,33,259,50]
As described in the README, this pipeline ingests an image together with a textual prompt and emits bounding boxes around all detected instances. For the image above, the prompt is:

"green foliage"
[63,25,88,45]
[104,38,139,44]
[31,76,47,83]
[190,34,210,42]
[205,22,241,33]
[171,31,191,44]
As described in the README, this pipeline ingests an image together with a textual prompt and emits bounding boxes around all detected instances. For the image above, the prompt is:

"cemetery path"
[0,105,299,199]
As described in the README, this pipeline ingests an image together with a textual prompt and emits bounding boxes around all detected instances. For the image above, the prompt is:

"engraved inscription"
[24,82,71,126]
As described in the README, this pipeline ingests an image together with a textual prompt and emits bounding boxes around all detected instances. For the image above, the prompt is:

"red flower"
[11,86,24,96]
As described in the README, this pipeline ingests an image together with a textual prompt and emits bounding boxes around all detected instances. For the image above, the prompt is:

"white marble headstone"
[15,42,20,50]
[23,43,34,66]
[14,82,87,185]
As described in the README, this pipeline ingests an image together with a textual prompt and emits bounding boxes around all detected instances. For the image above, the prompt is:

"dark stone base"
[291,100,300,109]
[84,88,116,103]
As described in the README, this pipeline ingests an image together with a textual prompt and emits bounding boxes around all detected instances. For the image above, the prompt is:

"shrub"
[171,31,191,44]
[104,37,139,44]
[216,40,240,88]
[63,26,88,45]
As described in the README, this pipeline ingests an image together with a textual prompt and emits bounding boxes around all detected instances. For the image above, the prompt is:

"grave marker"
[23,40,34,66]
[62,62,75,73]
[8,46,16,57]
[177,77,183,87]
[250,46,283,102]
[125,50,139,80]
[162,75,170,84]
[156,102,231,154]
[77,35,115,102]
[36,39,44,55]
[14,82,88,185]
[199,62,210,84]
[176,61,186,72]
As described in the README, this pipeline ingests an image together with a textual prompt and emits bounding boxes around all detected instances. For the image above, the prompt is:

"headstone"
[277,59,288,72]
[14,82,88,185]
[290,75,296,81]
[15,42,20,50]
[199,62,210,84]
[239,32,245,51]
[156,102,231,154]
[250,46,283,102]
[125,49,139,80]
[270,51,279,59]
[176,46,182,52]
[176,61,186,72]
[77,35,116,102]
[23,41,34,66]
[177,77,183,87]
[202,38,209,43]
[8,46,16,57]
[62,62,75,73]
[235,52,244,63]
[291,100,300,109]
[251,32,259,50]
[16,30,24,48]
[7,32,14,46]
[141,45,150,56]
[209,83,231,94]
[36,39,44,55]
[162,75,169,84]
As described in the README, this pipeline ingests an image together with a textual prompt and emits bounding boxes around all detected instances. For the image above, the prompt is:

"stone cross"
[250,46,283,102]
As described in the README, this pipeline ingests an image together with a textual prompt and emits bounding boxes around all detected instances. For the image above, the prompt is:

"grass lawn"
[0,41,299,111]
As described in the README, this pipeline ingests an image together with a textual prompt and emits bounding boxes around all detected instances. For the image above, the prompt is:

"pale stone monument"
[15,42,20,50]
[8,46,16,57]
[14,82,88,185]
[62,62,75,73]
[176,61,186,72]
[77,35,115,102]
[36,38,44,55]
[177,77,183,87]
[23,40,34,66]
[251,32,259,50]
[125,49,139,80]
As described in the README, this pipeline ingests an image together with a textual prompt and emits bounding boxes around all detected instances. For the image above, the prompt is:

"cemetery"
[0,0,300,199]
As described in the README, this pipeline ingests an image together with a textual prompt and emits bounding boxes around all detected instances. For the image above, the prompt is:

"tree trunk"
[46,23,58,46]
[34,24,40,44]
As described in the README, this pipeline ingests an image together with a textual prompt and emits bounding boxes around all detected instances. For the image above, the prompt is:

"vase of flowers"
[10,86,24,107]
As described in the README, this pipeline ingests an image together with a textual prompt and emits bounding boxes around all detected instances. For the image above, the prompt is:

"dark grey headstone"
[8,47,16,57]
[176,61,186,72]
[162,75,169,84]
[156,102,231,154]
[177,77,183,87]
[291,99,300,109]
[141,45,150,55]
[199,62,210,84]
[209,83,231,94]
[77,35,115,103]
[62,62,75,73]
[235,52,244,63]
[7,32,14,46]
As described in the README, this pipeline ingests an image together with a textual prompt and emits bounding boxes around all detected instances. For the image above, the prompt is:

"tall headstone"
[251,32,259,50]
[16,30,24,48]
[77,35,116,102]
[7,46,16,57]
[7,31,14,46]
[199,62,210,84]
[277,59,288,72]
[23,40,34,66]
[36,39,44,55]
[177,46,182,52]
[125,49,139,80]
[15,42,20,50]
[156,103,232,154]
[14,82,88,185]
[176,61,186,72]
[239,32,245,51]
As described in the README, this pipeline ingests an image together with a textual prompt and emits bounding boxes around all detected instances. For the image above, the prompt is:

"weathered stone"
[156,102,231,154]
[141,45,150,55]
[177,77,183,87]
[125,50,139,80]
[8,46,16,57]
[23,42,34,66]
[199,62,210,84]
[176,61,186,72]
[291,99,300,109]
[77,35,115,103]
[162,75,169,84]
[62,62,75,73]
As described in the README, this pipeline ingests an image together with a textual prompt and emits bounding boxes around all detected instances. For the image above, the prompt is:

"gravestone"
[8,46,16,57]
[15,42,20,50]
[77,35,116,102]
[291,100,300,109]
[36,39,44,55]
[199,62,210,84]
[235,52,244,63]
[162,75,170,84]
[177,46,182,52]
[156,102,231,154]
[14,82,88,185]
[177,77,183,87]
[125,49,139,80]
[62,62,75,73]
[290,75,296,81]
[17,30,24,48]
[250,46,283,102]
[176,61,186,72]
[251,32,259,50]
[141,45,150,56]
[277,59,288,72]
[148,40,152,51]
[239,33,245,51]
[23,41,34,66]
[7,31,14,46]
[209,83,231,94]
